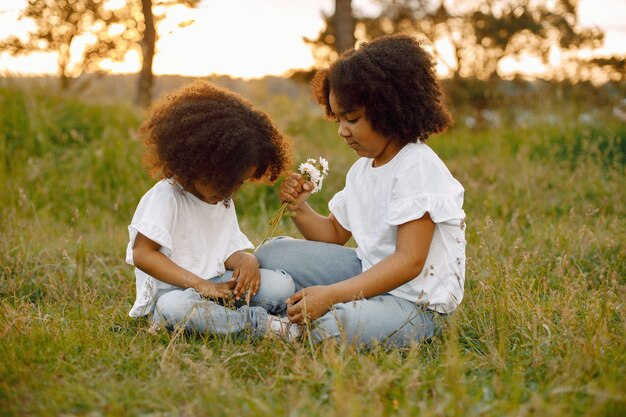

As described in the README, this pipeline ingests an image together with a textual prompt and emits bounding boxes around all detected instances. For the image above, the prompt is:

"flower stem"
[257,201,289,248]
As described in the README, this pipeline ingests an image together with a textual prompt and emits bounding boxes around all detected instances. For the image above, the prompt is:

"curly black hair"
[311,34,452,143]
[140,81,292,195]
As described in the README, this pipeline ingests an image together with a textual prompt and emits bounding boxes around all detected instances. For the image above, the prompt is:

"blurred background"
[1,3,625,415]
[0,0,624,114]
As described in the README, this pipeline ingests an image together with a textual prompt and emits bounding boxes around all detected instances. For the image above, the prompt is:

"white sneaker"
[267,315,302,342]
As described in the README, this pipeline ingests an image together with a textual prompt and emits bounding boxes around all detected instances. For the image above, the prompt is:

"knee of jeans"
[260,269,295,301]
[255,237,290,269]
[323,301,372,341]
[331,302,357,325]
[310,303,356,343]
[155,290,188,322]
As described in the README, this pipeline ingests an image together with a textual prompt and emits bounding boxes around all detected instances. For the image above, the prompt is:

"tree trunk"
[58,43,71,91]
[334,0,355,54]
[137,0,156,108]
[60,73,71,91]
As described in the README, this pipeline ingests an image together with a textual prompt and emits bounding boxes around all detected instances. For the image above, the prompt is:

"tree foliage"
[305,0,356,64]
[0,0,139,90]
[0,0,200,104]
[582,56,626,82]
[308,0,605,80]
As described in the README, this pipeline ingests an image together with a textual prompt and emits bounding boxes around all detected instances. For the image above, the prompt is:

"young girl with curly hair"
[256,34,466,347]
[126,81,298,338]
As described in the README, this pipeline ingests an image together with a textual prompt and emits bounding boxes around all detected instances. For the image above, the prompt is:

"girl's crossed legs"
[153,268,294,338]
[255,237,441,347]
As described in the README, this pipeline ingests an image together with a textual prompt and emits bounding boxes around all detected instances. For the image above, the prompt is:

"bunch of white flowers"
[259,157,330,246]
[298,157,329,194]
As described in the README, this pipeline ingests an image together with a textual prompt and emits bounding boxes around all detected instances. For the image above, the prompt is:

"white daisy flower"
[298,158,328,194]
[259,156,330,246]
[319,157,329,176]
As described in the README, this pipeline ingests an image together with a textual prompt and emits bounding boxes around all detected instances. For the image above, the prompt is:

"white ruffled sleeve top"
[328,142,466,313]
[125,179,253,317]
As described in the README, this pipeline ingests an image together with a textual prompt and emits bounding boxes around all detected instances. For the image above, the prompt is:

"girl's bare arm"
[287,214,435,322]
[132,232,234,299]
[279,172,352,245]
[290,203,352,245]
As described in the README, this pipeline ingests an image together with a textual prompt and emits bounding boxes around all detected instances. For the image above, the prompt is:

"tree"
[335,0,356,54]
[309,0,605,81]
[580,56,625,82]
[0,0,199,106]
[137,0,156,108]
[0,0,138,91]
[135,0,200,108]
[305,0,356,65]
[467,0,603,79]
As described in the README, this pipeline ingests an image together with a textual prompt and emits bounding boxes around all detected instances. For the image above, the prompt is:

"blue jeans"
[152,268,294,338]
[255,237,441,347]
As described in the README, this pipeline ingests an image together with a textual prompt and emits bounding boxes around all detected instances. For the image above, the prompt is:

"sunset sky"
[0,0,625,79]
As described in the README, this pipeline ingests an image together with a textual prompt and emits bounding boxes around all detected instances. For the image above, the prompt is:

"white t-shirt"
[328,142,466,313]
[125,179,253,317]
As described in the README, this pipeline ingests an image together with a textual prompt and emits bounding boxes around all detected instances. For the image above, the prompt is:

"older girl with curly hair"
[256,34,466,347]
[126,81,298,339]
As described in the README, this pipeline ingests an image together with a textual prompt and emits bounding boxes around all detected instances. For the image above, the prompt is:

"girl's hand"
[286,285,335,323]
[194,279,236,300]
[279,173,314,211]
[231,252,261,304]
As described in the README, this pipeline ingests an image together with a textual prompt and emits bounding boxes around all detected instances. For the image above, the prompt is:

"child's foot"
[267,315,302,342]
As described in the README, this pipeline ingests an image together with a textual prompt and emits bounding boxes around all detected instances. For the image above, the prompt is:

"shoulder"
[396,142,443,171]
[387,143,465,224]
[394,142,459,185]
[137,179,181,208]
[152,179,181,195]
[346,157,371,178]
[391,143,463,196]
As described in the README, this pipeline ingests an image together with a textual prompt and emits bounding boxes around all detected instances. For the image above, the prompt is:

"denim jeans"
[255,237,441,347]
[152,268,294,338]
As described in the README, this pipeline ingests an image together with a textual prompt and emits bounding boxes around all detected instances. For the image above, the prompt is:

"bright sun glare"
[0,0,624,79]
[0,0,329,79]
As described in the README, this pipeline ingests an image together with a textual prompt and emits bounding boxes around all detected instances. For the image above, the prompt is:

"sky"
[0,0,625,79]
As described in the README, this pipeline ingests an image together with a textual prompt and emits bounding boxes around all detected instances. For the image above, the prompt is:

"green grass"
[0,81,624,417]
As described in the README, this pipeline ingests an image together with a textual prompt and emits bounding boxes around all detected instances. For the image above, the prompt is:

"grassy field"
[0,80,624,417]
